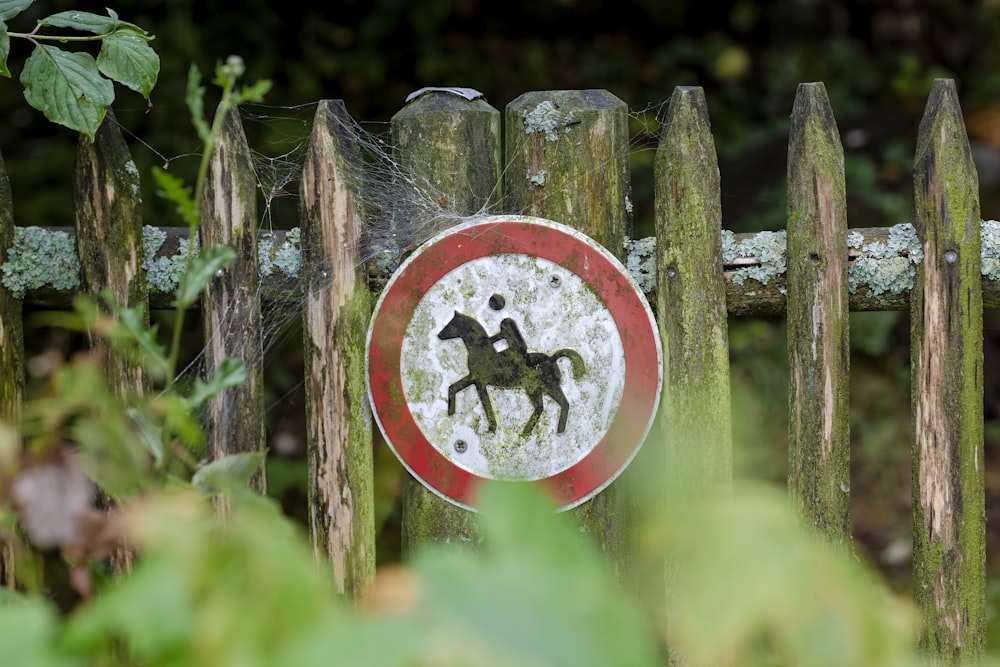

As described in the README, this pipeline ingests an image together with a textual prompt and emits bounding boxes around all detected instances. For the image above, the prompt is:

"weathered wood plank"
[201,110,266,494]
[910,79,985,664]
[785,83,850,543]
[73,111,149,574]
[392,91,500,555]
[0,149,24,588]
[12,224,1000,313]
[505,89,632,573]
[73,110,148,398]
[301,100,375,599]
[655,86,732,493]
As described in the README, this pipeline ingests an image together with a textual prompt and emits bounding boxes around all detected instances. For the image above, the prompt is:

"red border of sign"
[367,217,661,510]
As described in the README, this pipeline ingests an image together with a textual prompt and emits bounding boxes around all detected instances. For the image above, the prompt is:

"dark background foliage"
[5,0,1000,639]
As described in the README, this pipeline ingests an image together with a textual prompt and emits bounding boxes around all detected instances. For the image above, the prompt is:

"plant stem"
[7,31,111,42]
[164,85,238,389]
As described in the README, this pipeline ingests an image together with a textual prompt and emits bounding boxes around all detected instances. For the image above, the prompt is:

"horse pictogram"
[437,310,586,437]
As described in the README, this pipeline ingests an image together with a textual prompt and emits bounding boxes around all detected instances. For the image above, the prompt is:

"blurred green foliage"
[6,0,1000,656]
[0,468,956,666]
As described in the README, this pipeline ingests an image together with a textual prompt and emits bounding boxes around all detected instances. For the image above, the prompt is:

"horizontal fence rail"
[0,79,989,662]
[5,223,1000,313]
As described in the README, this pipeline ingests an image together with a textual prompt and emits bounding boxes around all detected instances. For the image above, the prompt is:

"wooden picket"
[390,91,501,554]
[785,83,851,544]
[0,80,991,661]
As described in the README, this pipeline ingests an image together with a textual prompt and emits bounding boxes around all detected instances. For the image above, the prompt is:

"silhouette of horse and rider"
[437,311,586,437]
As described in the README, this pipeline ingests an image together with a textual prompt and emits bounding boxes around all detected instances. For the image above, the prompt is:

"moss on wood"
[910,79,984,664]
[301,100,376,599]
[784,83,850,544]
[654,86,732,494]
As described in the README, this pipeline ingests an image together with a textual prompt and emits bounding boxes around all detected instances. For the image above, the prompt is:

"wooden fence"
[0,79,992,663]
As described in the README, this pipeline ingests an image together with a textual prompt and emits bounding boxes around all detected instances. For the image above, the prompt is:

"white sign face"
[400,254,625,481]
[367,216,662,511]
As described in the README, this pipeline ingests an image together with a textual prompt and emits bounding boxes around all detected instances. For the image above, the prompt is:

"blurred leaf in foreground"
[656,482,920,667]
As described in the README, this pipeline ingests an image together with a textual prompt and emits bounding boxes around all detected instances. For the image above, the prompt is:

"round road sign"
[366,215,661,511]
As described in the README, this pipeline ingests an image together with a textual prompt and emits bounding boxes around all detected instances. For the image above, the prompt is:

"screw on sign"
[366,216,662,511]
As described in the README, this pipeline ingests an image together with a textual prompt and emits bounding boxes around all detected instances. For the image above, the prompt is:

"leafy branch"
[156,56,271,387]
[0,0,159,139]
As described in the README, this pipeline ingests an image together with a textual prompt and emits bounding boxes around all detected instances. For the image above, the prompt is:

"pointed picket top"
[301,99,375,599]
[785,83,850,544]
[502,89,634,576]
[655,86,732,494]
[201,109,266,494]
[910,78,984,663]
[73,109,148,399]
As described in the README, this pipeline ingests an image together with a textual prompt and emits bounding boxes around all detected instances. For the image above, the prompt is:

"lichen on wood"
[505,90,632,254]
[910,79,984,664]
[784,82,850,544]
[505,89,633,576]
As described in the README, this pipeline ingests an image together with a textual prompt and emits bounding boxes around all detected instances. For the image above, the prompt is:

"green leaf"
[128,407,164,466]
[156,394,204,450]
[184,358,246,410]
[0,0,32,22]
[185,64,210,144]
[176,245,236,308]
[99,290,169,379]
[98,30,158,98]
[0,594,80,666]
[409,483,663,667]
[192,451,265,494]
[20,45,113,140]
[152,167,198,227]
[37,10,115,34]
[105,7,152,40]
[237,79,272,105]
[0,20,9,78]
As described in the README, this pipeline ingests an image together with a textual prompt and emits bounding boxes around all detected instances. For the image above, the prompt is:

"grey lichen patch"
[981,219,1000,281]
[522,101,575,142]
[142,225,167,266]
[730,230,787,286]
[847,230,865,249]
[848,223,923,296]
[624,237,656,293]
[145,233,200,294]
[124,159,141,196]
[721,229,738,263]
[259,227,302,278]
[1,227,81,298]
[527,169,548,187]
